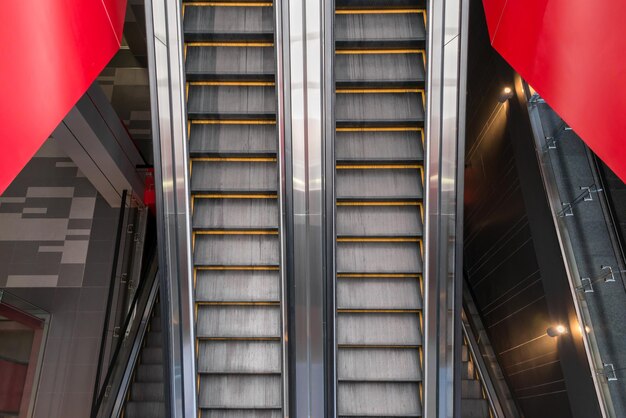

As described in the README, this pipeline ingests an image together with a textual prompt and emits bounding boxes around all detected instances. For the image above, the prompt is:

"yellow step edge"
[190,119,276,125]
[336,126,422,132]
[195,266,280,271]
[193,193,277,199]
[338,273,422,278]
[337,237,421,243]
[191,157,277,162]
[336,48,424,55]
[337,309,421,313]
[196,337,281,341]
[336,8,425,14]
[188,81,275,86]
[184,2,273,7]
[193,229,278,235]
[185,41,274,47]
[336,88,424,94]
[336,164,422,169]
[196,301,280,306]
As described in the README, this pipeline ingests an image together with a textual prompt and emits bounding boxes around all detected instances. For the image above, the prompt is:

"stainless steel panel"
[195,270,280,302]
[193,198,279,229]
[196,305,281,338]
[423,0,468,417]
[194,234,279,266]
[336,54,425,84]
[203,412,282,418]
[145,0,197,416]
[187,85,276,117]
[336,168,423,198]
[337,205,423,236]
[189,124,277,154]
[335,14,426,42]
[185,46,275,78]
[197,341,281,373]
[337,382,422,416]
[337,277,422,309]
[335,92,424,122]
[198,375,282,408]
[337,313,422,345]
[337,241,422,273]
[184,6,274,37]
[190,161,277,192]
[338,348,421,381]
[335,130,424,161]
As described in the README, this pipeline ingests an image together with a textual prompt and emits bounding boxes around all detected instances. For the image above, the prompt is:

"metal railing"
[525,84,621,417]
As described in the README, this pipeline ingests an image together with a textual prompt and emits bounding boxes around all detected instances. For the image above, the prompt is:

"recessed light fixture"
[498,86,514,103]
[546,324,568,337]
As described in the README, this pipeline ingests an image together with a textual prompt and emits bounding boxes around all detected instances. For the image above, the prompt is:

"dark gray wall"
[1,138,119,417]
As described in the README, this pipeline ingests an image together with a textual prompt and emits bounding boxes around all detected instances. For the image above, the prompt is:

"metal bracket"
[120,272,128,283]
[546,136,558,149]
[601,265,616,283]
[113,326,121,338]
[104,385,112,399]
[128,279,137,291]
[561,202,574,217]
[127,224,134,234]
[600,363,618,381]
[579,277,594,293]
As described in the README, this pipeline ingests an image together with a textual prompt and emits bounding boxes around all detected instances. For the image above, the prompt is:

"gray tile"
[73,311,105,338]
[22,207,47,215]
[69,197,96,219]
[72,178,97,198]
[67,337,100,365]
[62,364,96,394]
[0,202,24,213]
[53,288,81,312]
[0,213,69,241]
[36,251,63,266]
[68,219,92,229]
[86,240,116,263]
[78,287,108,312]
[0,242,14,264]
[65,235,90,241]
[94,196,118,219]
[91,217,118,241]
[24,197,72,218]
[60,241,89,264]
[6,275,58,287]
[33,391,63,418]
[48,311,77,340]
[82,262,112,287]
[8,261,60,276]
[60,391,92,417]
[11,242,39,263]
[57,264,86,287]
[26,187,75,198]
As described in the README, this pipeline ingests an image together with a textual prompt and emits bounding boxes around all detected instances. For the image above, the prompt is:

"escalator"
[333,2,427,416]
[183,1,286,416]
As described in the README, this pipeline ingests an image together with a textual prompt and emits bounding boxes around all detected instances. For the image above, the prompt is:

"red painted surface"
[482,0,626,183]
[0,0,127,195]
[0,359,28,414]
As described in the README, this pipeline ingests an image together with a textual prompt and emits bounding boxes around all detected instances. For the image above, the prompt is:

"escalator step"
[335,91,424,123]
[337,312,422,346]
[335,130,423,161]
[186,45,275,81]
[124,401,166,418]
[336,53,425,86]
[338,382,422,417]
[196,305,281,338]
[338,347,421,381]
[194,233,279,266]
[135,364,165,383]
[196,270,280,302]
[189,124,277,155]
[337,205,422,236]
[336,167,423,199]
[193,198,279,229]
[335,12,426,47]
[337,241,422,273]
[198,375,282,409]
[187,84,276,119]
[197,340,282,374]
[337,277,422,310]
[191,160,277,193]
[183,4,274,41]
[130,382,165,402]
[141,347,163,365]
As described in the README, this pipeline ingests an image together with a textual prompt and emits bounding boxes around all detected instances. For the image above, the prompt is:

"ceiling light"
[546,324,568,337]
[498,86,514,103]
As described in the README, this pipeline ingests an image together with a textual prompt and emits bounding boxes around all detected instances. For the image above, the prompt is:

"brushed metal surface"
[189,124,277,154]
[337,205,423,236]
[335,13,426,42]
[337,241,422,273]
[197,341,281,373]
[194,234,279,266]
[337,313,422,345]
[190,160,277,192]
[196,305,281,338]
[337,382,422,416]
[335,92,424,122]
[336,53,425,84]
[337,277,422,309]
[187,85,276,117]
[193,198,279,229]
[195,270,280,302]
[183,6,274,37]
[336,130,424,161]
[198,375,282,408]
[336,167,423,198]
[338,347,422,381]
[186,46,275,78]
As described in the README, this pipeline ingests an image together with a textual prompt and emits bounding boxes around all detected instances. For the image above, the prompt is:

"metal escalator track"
[183,2,286,416]
[333,3,427,417]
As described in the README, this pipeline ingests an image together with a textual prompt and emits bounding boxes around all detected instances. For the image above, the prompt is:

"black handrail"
[91,190,128,417]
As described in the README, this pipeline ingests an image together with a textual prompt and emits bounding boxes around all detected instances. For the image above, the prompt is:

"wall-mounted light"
[498,86,514,103]
[546,324,568,337]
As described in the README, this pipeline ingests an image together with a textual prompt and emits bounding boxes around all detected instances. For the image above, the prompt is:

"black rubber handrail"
[91,190,128,417]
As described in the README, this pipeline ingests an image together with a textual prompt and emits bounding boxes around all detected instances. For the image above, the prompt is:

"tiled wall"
[2,138,120,417]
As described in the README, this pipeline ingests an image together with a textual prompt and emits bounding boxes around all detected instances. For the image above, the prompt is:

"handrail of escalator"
[90,250,159,418]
